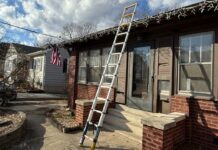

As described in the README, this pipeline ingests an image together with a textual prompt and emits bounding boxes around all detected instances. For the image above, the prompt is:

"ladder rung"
[97,97,107,101]
[93,109,103,114]
[107,63,118,66]
[117,32,128,36]
[114,42,125,46]
[85,135,93,141]
[120,23,129,27]
[104,74,114,77]
[89,121,98,127]
[123,13,134,18]
[111,52,122,55]
[100,85,111,89]
[125,3,137,9]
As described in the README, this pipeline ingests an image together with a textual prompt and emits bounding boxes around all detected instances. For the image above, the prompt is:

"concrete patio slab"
[8,102,141,150]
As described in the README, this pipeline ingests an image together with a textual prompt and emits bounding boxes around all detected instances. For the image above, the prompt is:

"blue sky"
[0,0,201,46]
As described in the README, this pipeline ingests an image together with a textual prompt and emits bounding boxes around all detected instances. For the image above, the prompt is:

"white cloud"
[0,2,16,20]
[148,0,203,10]
[0,0,204,46]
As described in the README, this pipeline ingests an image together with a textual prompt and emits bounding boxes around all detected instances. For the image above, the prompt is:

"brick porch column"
[141,112,186,150]
[75,99,105,127]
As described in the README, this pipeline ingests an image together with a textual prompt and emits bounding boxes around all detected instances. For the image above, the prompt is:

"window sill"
[87,82,99,86]
[77,82,99,86]
[77,81,87,85]
[176,93,214,101]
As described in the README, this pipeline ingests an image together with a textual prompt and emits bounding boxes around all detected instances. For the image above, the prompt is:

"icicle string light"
[58,0,218,47]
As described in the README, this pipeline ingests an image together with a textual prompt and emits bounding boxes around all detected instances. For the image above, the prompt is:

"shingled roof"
[11,43,42,54]
[61,0,218,46]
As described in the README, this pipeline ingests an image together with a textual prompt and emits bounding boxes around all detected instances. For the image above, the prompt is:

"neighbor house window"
[88,49,101,83]
[63,58,68,73]
[178,32,213,94]
[33,58,42,71]
[78,51,87,83]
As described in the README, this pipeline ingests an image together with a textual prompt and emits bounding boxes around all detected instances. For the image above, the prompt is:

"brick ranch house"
[61,1,218,150]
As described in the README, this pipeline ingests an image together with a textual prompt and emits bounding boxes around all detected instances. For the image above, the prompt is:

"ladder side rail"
[98,44,126,127]
[92,2,137,130]
[80,3,138,149]
[97,5,137,128]
[86,39,119,122]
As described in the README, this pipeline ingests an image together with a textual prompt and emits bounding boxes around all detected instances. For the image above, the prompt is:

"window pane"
[89,49,100,67]
[179,64,211,93]
[102,47,110,66]
[88,67,100,82]
[202,33,213,62]
[132,47,150,98]
[79,51,87,66]
[78,51,87,82]
[180,37,189,63]
[190,35,201,62]
[78,67,86,82]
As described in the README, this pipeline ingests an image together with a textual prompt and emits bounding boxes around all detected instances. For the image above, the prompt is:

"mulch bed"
[47,107,80,133]
[0,109,23,135]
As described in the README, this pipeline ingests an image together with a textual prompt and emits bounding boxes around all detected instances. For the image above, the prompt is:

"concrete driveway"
[17,93,67,100]
[8,102,141,150]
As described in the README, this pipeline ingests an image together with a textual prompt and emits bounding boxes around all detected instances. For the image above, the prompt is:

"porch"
[74,99,186,150]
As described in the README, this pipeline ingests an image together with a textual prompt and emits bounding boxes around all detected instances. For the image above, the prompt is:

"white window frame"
[178,31,214,95]
[88,49,101,84]
[78,51,87,83]
[102,47,114,85]
[34,57,42,71]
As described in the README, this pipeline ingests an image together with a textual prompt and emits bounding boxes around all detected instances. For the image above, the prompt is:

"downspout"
[42,53,46,91]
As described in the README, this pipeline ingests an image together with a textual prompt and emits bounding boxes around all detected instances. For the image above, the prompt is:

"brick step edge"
[46,112,81,133]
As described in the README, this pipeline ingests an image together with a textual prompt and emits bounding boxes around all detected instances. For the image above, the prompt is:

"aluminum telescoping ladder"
[79,3,137,150]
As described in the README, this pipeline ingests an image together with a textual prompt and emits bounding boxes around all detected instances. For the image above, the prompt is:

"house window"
[33,58,42,71]
[63,58,68,73]
[77,47,112,84]
[178,32,213,94]
[88,49,101,83]
[102,47,115,84]
[78,51,87,83]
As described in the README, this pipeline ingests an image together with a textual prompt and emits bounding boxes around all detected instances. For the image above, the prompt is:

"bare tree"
[62,22,97,40]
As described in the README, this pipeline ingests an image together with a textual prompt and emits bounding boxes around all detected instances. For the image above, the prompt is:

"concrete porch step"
[107,108,143,126]
[103,123,142,144]
[115,104,153,117]
[104,114,142,137]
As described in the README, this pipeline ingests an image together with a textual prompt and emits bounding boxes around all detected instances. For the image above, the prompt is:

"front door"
[127,45,154,111]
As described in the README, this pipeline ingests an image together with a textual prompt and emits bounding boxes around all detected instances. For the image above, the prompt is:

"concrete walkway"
[8,101,141,150]
[17,93,67,100]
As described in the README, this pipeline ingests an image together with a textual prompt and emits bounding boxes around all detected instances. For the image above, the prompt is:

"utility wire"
[0,20,61,39]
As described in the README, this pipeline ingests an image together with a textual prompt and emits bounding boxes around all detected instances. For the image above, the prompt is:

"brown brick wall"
[77,84,115,102]
[142,120,185,150]
[171,96,218,149]
[67,50,78,109]
[75,103,105,127]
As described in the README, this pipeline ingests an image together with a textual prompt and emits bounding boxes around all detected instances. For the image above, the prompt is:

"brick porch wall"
[143,120,185,150]
[75,84,116,127]
[75,102,105,127]
[77,84,115,105]
[171,95,218,149]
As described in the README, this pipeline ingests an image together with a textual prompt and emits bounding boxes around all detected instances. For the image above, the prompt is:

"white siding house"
[4,43,41,81]
[28,48,69,93]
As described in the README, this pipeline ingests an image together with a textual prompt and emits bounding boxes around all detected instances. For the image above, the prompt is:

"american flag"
[50,46,61,66]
